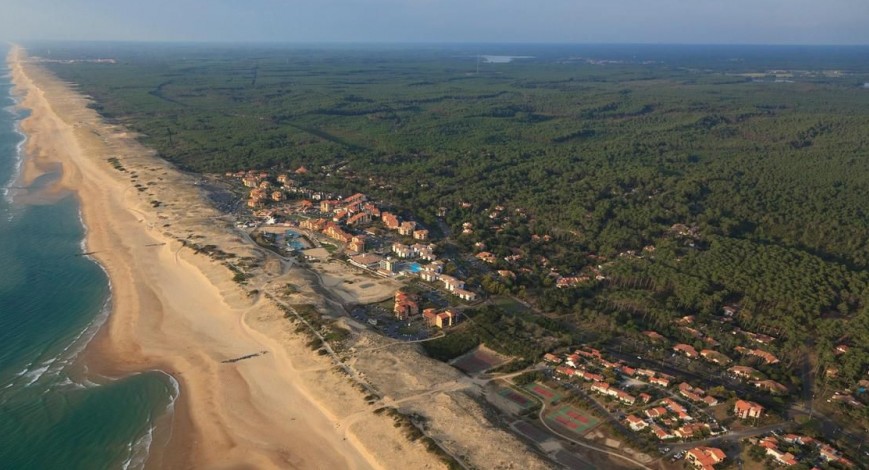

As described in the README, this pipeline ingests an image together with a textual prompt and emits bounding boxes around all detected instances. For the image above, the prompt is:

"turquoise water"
[0,48,175,469]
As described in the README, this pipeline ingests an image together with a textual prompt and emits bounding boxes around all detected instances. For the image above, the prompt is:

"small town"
[216,166,866,470]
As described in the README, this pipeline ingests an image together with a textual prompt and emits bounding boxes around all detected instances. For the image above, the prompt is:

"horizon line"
[6,39,869,48]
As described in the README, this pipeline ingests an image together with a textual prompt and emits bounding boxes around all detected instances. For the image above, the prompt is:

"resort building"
[393,291,419,320]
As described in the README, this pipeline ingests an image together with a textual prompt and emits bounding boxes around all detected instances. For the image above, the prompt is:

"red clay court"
[524,382,561,402]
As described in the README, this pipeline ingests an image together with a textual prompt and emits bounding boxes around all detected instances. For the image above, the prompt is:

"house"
[348,235,366,254]
[781,434,814,446]
[439,275,465,292]
[676,423,710,439]
[393,291,419,320]
[346,212,372,226]
[616,390,637,405]
[392,243,415,259]
[765,447,798,466]
[300,218,327,231]
[348,253,383,270]
[381,212,401,229]
[475,251,497,263]
[419,270,439,282]
[323,222,352,243]
[543,353,562,364]
[577,348,602,359]
[643,331,666,342]
[398,221,417,236]
[650,376,671,387]
[271,191,284,202]
[422,308,439,326]
[685,447,726,470]
[435,310,458,328]
[416,244,437,261]
[639,393,652,404]
[320,200,339,213]
[412,229,429,241]
[740,348,780,364]
[645,407,668,419]
[703,396,719,406]
[618,365,637,377]
[835,344,850,355]
[700,350,731,365]
[733,400,764,419]
[662,398,687,414]
[556,366,577,377]
[591,382,611,395]
[578,371,603,382]
[728,365,759,379]
[753,380,788,395]
[379,258,398,273]
[625,415,648,431]
[673,344,699,359]
[651,424,674,440]
[453,288,477,302]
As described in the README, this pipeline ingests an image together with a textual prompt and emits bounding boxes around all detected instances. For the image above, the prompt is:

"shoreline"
[8,45,443,470]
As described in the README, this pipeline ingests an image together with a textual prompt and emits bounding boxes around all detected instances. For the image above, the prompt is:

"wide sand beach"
[8,45,447,470]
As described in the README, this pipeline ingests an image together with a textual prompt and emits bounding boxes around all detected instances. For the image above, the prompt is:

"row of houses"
[749,433,854,468]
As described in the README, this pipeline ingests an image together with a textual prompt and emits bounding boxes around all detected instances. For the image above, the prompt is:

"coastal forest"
[34,43,869,401]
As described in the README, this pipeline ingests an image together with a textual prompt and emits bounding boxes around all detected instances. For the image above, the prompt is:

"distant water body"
[0,46,175,469]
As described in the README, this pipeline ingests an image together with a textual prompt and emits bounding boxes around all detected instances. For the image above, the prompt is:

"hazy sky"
[3,0,869,45]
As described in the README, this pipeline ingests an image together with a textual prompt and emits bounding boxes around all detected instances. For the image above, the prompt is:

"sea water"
[0,46,175,470]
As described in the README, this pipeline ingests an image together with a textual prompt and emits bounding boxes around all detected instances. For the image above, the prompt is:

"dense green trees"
[38,43,869,389]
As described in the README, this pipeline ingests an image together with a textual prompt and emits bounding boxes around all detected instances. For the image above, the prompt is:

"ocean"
[0,47,175,469]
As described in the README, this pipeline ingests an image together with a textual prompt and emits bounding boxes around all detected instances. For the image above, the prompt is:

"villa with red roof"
[686,447,726,470]
[673,343,699,358]
[733,400,764,419]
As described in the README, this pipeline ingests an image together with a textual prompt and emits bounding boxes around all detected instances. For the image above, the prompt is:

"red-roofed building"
[643,331,666,341]
[676,423,711,439]
[578,371,604,382]
[652,424,674,440]
[543,353,561,364]
[686,447,726,470]
[393,291,419,320]
[381,212,400,230]
[650,376,671,387]
[626,415,648,431]
[673,344,699,359]
[733,400,764,419]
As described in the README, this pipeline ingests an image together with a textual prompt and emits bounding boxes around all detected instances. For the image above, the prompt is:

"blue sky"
[3,0,869,45]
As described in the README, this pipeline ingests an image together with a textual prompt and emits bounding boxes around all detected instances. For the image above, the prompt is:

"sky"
[3,0,869,45]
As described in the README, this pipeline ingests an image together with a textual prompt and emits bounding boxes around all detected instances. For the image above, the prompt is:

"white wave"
[22,364,50,386]
[3,104,27,203]
[121,422,155,470]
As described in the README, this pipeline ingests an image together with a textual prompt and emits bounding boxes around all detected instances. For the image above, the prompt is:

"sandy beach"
[8,46,447,470]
